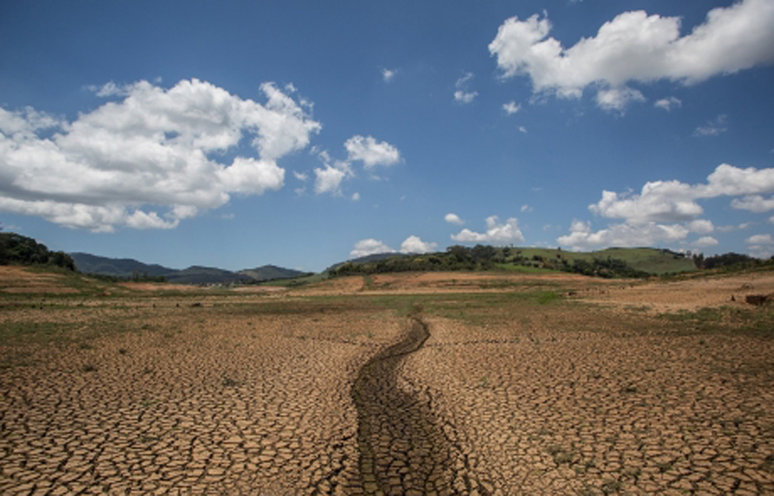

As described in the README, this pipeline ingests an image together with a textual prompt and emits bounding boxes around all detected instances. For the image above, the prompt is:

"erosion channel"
[351,310,486,495]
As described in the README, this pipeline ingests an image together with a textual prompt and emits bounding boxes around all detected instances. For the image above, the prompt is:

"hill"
[70,252,305,285]
[0,233,75,270]
[70,252,174,279]
[326,252,407,273]
[238,265,308,282]
[327,246,698,278]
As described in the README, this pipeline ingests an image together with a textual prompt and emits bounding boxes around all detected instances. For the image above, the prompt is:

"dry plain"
[1,267,773,495]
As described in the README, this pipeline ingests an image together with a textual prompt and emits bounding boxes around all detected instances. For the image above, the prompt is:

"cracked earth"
[1,270,773,495]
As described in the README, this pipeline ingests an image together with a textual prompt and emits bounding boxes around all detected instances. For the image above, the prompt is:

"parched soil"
[2,269,774,495]
[582,271,774,313]
[0,299,404,495]
[0,266,80,294]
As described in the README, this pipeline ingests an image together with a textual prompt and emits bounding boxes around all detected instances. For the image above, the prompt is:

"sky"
[1,0,773,272]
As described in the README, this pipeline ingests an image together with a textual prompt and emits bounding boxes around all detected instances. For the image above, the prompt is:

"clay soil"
[1,268,773,495]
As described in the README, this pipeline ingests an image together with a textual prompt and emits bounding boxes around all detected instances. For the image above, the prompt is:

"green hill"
[507,247,697,275]
[1,233,75,270]
[328,246,697,278]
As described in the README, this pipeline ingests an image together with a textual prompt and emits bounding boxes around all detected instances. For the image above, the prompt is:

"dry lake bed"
[1,267,773,495]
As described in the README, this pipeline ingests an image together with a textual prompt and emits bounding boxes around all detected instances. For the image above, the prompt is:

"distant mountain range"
[69,252,308,285]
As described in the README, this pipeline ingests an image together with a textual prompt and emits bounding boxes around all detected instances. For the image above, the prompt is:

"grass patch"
[658,306,774,338]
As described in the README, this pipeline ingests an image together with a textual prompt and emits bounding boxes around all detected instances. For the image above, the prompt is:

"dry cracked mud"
[2,269,774,495]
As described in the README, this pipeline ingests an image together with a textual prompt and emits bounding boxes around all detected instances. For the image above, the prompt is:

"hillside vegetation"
[329,245,697,279]
[0,233,75,270]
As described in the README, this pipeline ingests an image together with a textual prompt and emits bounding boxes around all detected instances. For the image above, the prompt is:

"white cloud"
[687,219,714,234]
[557,220,689,250]
[591,181,702,224]
[454,72,478,104]
[91,81,132,97]
[352,192,360,201]
[590,164,774,225]
[314,161,353,196]
[293,171,308,181]
[503,101,522,115]
[382,68,397,82]
[654,96,682,111]
[694,114,728,137]
[349,239,395,259]
[566,163,774,251]
[400,235,438,254]
[746,234,773,244]
[445,213,464,225]
[344,135,401,169]
[489,0,774,110]
[521,204,533,213]
[0,107,64,137]
[770,216,774,224]
[519,126,528,133]
[451,216,525,244]
[731,195,774,212]
[693,236,719,247]
[596,86,645,112]
[454,90,478,104]
[0,79,321,231]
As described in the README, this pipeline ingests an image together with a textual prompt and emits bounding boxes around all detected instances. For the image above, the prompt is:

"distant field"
[1,265,773,495]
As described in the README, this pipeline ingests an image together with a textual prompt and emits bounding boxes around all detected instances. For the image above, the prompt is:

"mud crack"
[351,309,481,495]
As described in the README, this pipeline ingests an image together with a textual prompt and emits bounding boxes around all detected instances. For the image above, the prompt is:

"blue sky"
[1,0,773,272]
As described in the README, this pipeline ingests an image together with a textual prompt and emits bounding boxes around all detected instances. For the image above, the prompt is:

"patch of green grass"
[658,306,774,338]
[0,321,78,346]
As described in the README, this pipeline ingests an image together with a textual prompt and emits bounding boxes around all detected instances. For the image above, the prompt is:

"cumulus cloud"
[746,233,774,258]
[445,213,464,225]
[90,81,132,97]
[560,163,774,251]
[0,79,320,231]
[654,96,682,111]
[400,235,438,254]
[314,161,353,196]
[596,87,645,112]
[503,101,522,115]
[694,114,728,137]
[591,182,702,224]
[489,0,774,110]
[731,195,774,212]
[454,72,478,104]
[349,239,395,259]
[382,68,397,82]
[521,204,533,213]
[293,171,308,181]
[557,220,689,250]
[352,192,360,201]
[590,164,774,225]
[746,234,773,244]
[344,135,401,169]
[693,236,719,247]
[451,216,525,243]
[687,219,714,234]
